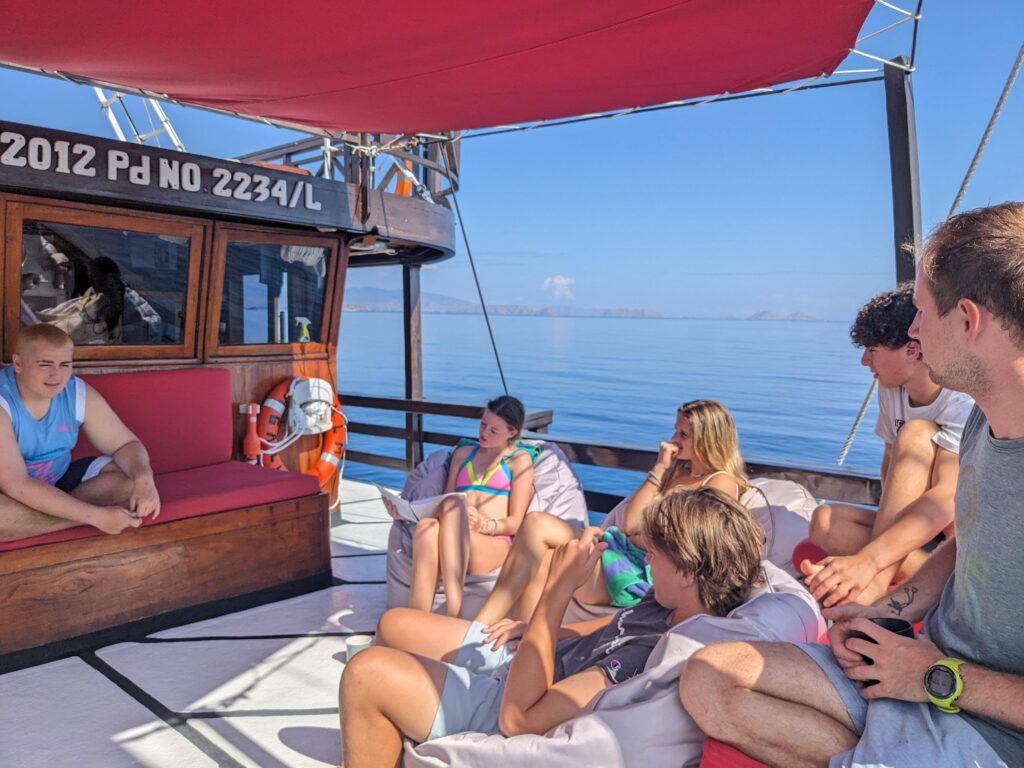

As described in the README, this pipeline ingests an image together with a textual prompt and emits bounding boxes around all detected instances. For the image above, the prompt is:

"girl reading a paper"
[386,396,533,617]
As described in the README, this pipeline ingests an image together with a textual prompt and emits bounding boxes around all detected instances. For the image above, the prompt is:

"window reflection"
[219,241,328,345]
[20,221,189,345]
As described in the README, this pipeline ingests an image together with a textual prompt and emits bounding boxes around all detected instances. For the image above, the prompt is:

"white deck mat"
[189,714,342,768]
[331,522,392,554]
[97,635,348,713]
[338,478,381,505]
[146,582,386,638]
[333,553,387,582]
[0,657,221,767]
[337,497,391,523]
[331,479,398,553]
[331,482,391,580]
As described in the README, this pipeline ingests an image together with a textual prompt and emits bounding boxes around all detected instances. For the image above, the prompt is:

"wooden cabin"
[0,120,457,669]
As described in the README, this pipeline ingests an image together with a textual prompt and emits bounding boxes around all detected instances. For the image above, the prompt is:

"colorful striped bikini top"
[454,444,525,496]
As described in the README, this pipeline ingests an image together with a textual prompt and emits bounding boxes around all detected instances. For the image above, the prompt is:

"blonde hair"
[677,399,749,495]
[642,487,764,616]
[15,324,73,357]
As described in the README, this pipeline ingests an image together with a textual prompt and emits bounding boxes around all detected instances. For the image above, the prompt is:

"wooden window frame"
[205,224,340,360]
[2,196,205,362]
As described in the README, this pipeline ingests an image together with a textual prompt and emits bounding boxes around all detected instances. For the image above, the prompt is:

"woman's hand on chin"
[655,441,679,471]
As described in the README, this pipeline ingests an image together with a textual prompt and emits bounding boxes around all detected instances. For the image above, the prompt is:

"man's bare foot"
[94,506,142,535]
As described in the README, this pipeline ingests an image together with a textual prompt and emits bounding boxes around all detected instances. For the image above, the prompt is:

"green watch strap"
[925,657,965,714]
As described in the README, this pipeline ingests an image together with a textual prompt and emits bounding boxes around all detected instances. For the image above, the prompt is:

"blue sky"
[1,1,1020,320]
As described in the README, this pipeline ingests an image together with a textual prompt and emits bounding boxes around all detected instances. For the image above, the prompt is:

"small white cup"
[345,634,373,662]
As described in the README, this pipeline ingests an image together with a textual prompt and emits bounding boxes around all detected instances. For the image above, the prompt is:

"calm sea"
[336,312,882,496]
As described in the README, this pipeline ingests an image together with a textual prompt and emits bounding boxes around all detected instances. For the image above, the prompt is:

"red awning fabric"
[1,0,873,135]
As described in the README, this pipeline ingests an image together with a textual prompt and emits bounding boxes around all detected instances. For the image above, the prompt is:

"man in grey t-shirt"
[681,203,1024,767]
[920,405,1024,763]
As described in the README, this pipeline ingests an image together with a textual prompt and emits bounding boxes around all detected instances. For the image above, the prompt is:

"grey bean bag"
[385,441,589,616]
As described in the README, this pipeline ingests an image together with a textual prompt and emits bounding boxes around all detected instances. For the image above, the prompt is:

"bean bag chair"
[385,440,589,617]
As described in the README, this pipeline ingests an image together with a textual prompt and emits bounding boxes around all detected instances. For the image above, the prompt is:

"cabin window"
[20,221,190,346]
[210,228,337,354]
[5,200,205,361]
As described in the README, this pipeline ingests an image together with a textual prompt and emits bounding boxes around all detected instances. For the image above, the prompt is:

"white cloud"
[541,275,575,301]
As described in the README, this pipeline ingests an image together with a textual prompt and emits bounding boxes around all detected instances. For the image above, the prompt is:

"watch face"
[926,665,957,698]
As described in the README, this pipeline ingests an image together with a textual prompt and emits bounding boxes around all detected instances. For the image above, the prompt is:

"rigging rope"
[947,39,1024,218]
[837,378,878,465]
[838,39,1023,464]
[440,149,510,395]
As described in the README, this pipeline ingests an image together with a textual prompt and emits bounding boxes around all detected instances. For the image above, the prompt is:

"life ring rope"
[247,376,347,490]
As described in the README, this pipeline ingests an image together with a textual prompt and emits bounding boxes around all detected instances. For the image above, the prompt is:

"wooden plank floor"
[0,479,393,768]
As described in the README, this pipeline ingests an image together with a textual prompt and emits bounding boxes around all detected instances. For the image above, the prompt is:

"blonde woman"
[568,398,749,610]
[617,399,749,543]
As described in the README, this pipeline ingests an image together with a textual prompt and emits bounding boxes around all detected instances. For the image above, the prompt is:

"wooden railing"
[236,134,460,206]
[339,393,882,512]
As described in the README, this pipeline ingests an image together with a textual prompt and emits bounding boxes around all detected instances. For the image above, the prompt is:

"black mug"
[848,617,915,685]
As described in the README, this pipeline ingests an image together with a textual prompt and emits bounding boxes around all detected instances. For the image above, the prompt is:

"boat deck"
[1,479,395,768]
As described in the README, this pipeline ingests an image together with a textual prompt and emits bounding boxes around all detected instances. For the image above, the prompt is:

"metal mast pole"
[884,55,922,283]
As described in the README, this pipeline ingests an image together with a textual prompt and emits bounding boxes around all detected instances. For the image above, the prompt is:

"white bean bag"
[385,441,589,616]
[740,477,817,579]
[402,562,823,768]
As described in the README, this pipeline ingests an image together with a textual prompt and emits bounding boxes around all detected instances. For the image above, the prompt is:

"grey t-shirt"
[923,405,1024,765]
[555,592,672,684]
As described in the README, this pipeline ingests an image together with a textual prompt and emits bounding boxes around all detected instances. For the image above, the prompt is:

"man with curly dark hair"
[800,283,973,607]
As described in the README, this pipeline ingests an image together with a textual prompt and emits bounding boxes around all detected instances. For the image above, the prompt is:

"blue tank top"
[0,365,85,485]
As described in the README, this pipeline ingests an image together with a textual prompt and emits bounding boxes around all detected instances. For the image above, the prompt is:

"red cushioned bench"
[0,368,329,664]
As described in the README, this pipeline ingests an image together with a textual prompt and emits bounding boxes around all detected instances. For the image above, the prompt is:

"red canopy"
[1,0,872,135]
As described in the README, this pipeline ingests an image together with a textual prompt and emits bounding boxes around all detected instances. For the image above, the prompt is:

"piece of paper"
[374,485,467,523]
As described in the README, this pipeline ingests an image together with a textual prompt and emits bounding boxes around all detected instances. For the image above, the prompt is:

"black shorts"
[55,456,110,493]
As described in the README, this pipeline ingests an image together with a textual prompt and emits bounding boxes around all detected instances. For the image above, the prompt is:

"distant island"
[746,310,822,322]
[342,288,820,321]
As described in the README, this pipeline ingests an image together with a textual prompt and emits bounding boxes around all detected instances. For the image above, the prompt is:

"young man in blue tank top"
[0,324,159,541]
[682,203,1024,768]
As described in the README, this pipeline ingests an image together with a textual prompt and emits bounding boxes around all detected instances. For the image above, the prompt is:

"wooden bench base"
[0,494,330,665]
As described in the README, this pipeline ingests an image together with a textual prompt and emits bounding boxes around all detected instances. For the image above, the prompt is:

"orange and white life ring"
[248,376,347,487]
[255,378,292,471]
[309,401,347,487]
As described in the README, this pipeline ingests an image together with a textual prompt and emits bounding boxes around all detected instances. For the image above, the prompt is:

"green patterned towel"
[600,525,652,607]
